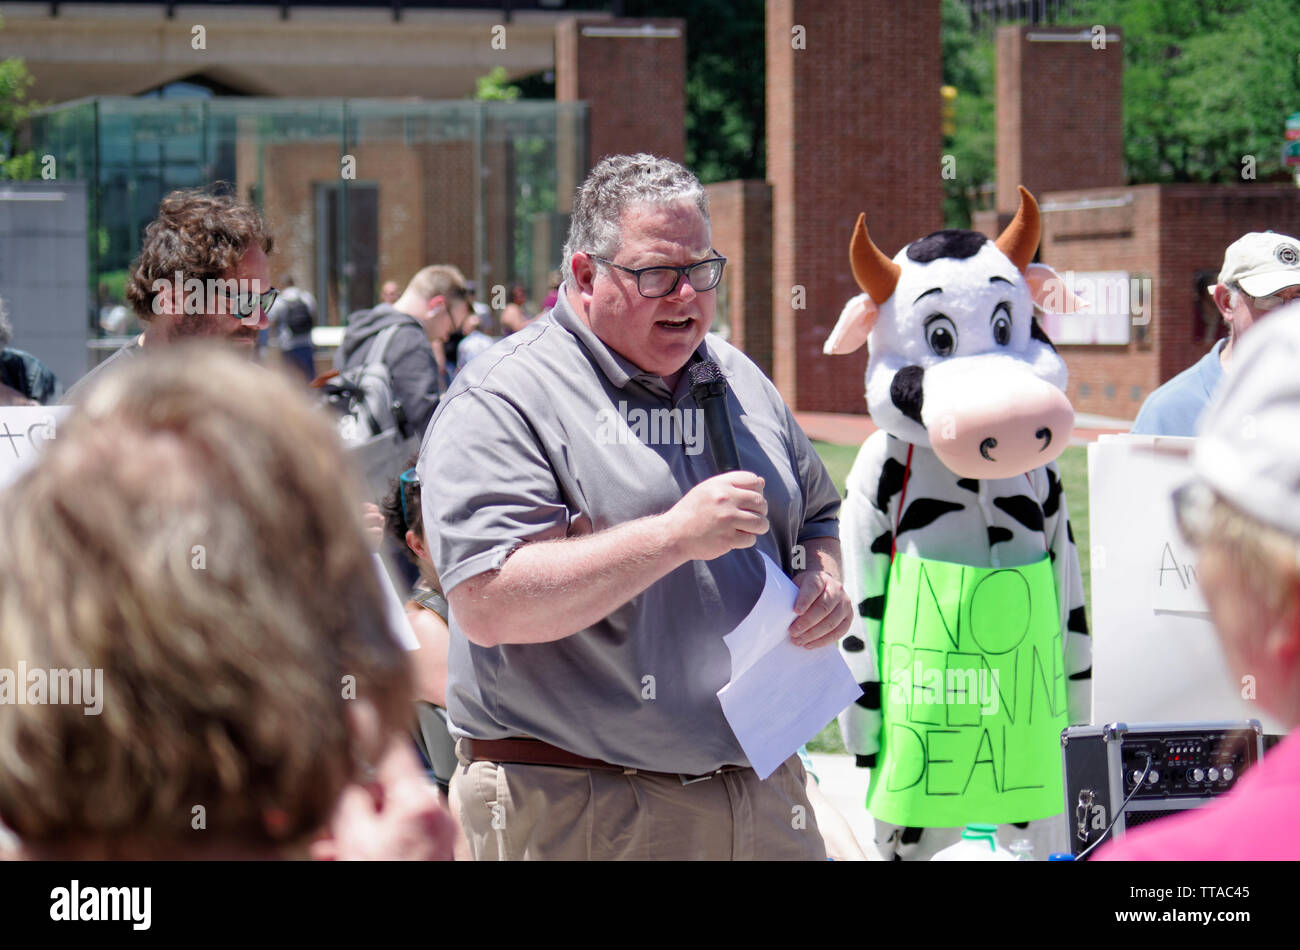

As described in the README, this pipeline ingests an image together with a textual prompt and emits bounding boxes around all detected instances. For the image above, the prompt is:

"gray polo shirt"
[418,290,840,774]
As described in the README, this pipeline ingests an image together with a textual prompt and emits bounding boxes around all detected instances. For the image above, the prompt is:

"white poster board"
[0,406,68,492]
[1088,435,1283,733]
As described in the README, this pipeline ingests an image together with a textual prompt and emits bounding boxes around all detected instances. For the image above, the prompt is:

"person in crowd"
[1100,302,1300,860]
[64,187,276,402]
[380,280,401,306]
[451,310,494,375]
[266,275,317,382]
[378,459,470,860]
[499,282,533,334]
[0,295,59,405]
[335,265,469,437]
[420,153,850,860]
[1131,230,1300,435]
[0,346,456,860]
[540,269,562,317]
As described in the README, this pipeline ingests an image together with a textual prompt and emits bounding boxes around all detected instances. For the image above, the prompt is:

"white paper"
[717,553,863,779]
[371,552,421,651]
[1088,436,1282,732]
[0,406,67,492]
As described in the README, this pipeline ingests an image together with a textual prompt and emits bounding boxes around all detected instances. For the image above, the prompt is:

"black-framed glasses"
[589,253,726,299]
[399,467,420,529]
[221,287,279,320]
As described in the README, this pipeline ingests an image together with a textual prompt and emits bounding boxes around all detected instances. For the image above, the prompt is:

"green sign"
[867,551,1068,827]
[1285,140,1300,167]
[1287,112,1300,131]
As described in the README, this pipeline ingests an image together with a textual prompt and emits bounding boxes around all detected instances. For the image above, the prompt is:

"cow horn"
[850,213,901,303]
[995,186,1041,273]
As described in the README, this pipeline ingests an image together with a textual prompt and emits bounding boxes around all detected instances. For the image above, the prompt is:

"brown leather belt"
[463,737,749,784]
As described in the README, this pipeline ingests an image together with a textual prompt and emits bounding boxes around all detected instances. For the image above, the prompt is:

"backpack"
[321,323,422,500]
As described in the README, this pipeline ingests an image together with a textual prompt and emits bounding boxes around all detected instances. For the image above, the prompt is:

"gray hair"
[0,296,11,350]
[561,153,710,290]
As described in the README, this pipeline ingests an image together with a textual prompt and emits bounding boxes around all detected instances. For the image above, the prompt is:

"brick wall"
[1036,183,1300,419]
[766,0,943,413]
[258,141,428,323]
[995,25,1123,213]
[556,17,686,167]
[704,180,774,379]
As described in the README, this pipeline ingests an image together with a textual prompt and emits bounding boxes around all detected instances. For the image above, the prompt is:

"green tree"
[619,0,766,183]
[474,66,522,102]
[1073,0,1300,183]
[941,0,996,227]
[0,16,36,180]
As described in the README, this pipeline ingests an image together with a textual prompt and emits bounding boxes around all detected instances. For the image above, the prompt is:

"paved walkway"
[793,410,1131,447]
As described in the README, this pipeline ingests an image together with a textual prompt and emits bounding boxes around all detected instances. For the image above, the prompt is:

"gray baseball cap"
[1194,299,1300,537]
[1217,231,1300,298]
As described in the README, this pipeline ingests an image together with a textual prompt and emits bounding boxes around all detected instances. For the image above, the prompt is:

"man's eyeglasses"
[589,253,726,299]
[399,467,420,529]
[1232,283,1300,312]
[221,287,279,320]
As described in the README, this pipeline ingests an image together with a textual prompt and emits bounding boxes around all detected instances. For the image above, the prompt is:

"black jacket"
[334,304,442,439]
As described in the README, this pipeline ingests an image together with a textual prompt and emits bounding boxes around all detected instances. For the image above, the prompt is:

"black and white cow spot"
[859,595,886,620]
[1043,468,1063,518]
[890,366,925,426]
[897,498,965,536]
[874,456,907,514]
[992,493,1045,533]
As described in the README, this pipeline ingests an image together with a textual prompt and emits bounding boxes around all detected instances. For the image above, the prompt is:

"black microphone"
[688,359,741,473]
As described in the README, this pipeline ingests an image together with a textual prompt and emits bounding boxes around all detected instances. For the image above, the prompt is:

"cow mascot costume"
[824,187,1091,860]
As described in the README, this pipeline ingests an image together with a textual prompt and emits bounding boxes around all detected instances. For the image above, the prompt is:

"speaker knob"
[1188,768,1203,783]
[1222,766,1234,782]
[1146,770,1160,784]
[1207,767,1220,782]
[1130,770,1144,785]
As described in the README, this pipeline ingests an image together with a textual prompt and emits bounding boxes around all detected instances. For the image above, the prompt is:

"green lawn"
[803,441,1091,755]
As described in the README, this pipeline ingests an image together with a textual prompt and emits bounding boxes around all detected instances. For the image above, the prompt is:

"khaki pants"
[449,742,827,861]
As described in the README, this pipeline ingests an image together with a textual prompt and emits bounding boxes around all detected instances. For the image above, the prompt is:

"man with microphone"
[418,153,849,860]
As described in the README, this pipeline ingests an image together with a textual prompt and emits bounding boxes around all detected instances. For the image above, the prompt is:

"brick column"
[704,180,774,379]
[766,0,943,413]
[995,25,1123,214]
[556,18,686,167]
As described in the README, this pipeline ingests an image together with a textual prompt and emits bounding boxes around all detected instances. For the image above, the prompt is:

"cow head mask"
[823,186,1081,480]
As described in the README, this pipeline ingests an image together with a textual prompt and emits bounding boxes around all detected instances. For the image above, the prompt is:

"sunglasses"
[399,467,420,529]
[221,287,279,320]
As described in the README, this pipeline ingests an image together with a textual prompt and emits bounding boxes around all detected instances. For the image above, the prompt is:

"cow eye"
[925,315,957,357]
[992,303,1012,346]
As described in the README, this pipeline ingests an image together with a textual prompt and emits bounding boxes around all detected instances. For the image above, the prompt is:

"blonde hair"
[406,265,467,304]
[0,344,411,855]
[1201,494,1300,617]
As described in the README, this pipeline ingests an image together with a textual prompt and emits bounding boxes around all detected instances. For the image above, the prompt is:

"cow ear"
[823,293,880,355]
[1025,263,1088,315]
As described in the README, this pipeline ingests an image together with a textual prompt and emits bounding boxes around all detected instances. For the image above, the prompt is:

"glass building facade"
[29,96,588,344]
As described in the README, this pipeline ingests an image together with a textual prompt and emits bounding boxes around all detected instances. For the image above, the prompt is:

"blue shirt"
[1130,339,1226,437]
